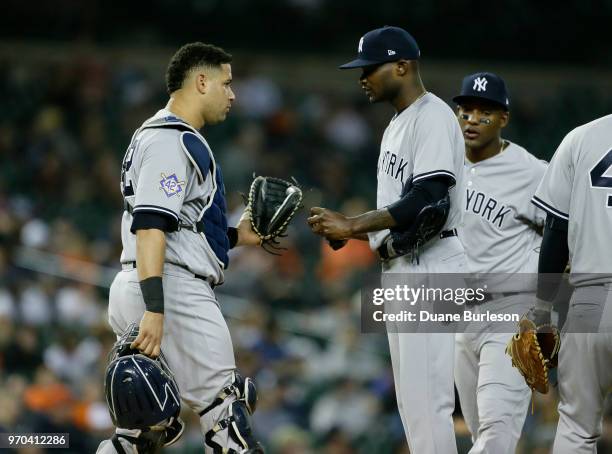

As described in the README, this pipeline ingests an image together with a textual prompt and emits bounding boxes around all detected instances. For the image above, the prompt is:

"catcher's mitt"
[247,176,302,254]
[506,315,560,394]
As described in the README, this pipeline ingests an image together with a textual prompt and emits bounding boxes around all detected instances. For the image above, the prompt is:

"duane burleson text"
[372,310,520,323]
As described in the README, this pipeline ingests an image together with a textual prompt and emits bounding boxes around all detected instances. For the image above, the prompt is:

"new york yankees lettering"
[465,189,512,228]
[473,76,488,92]
[380,150,409,182]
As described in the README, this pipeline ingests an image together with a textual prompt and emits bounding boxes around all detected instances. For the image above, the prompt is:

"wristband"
[140,276,164,314]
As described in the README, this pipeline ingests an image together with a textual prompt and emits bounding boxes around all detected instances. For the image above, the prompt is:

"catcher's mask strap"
[111,434,140,454]
[111,435,128,454]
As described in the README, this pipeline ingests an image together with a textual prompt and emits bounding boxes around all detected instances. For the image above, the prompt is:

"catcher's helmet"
[104,324,181,429]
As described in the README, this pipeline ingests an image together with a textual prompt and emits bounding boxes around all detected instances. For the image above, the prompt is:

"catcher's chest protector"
[141,117,231,268]
[200,166,230,268]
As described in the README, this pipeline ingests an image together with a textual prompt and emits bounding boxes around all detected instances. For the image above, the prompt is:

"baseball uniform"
[370,92,468,454]
[532,114,612,453]
[455,140,547,454]
[98,109,244,453]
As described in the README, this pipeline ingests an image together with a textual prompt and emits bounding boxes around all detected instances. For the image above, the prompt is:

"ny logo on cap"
[358,36,364,53]
[473,77,488,92]
[388,50,396,56]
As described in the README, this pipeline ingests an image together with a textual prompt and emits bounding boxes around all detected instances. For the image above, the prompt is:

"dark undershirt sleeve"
[387,176,451,230]
[536,213,569,302]
[130,211,178,233]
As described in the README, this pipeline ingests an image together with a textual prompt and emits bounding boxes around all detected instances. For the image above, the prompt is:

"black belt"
[123,261,216,288]
[439,228,458,239]
[468,291,522,305]
[377,228,458,261]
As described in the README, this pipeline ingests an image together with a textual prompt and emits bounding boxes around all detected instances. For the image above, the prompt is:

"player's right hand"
[308,207,354,240]
[131,311,164,358]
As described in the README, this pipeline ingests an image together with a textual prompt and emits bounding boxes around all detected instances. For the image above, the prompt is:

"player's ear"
[499,110,510,128]
[395,60,410,76]
[195,71,208,95]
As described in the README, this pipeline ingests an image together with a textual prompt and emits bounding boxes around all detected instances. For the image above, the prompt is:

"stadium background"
[1,1,612,452]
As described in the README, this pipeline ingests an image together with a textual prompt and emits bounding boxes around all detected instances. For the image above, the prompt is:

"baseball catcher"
[246,175,302,254]
[506,308,560,394]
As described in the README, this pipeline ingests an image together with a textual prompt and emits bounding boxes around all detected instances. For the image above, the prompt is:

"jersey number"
[590,148,612,207]
[121,139,137,197]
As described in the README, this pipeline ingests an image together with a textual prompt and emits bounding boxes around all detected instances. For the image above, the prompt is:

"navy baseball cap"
[339,26,420,69]
[453,72,510,110]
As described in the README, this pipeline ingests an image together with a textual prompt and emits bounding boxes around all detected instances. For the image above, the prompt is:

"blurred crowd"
[1,49,612,453]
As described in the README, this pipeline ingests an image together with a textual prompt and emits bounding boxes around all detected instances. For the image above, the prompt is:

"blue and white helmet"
[104,324,181,429]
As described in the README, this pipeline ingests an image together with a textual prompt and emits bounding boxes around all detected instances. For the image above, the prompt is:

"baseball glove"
[506,315,560,394]
[379,194,450,263]
[247,175,303,254]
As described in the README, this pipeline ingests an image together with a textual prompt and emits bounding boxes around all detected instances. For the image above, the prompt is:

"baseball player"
[530,114,612,453]
[453,72,547,453]
[308,26,467,453]
[97,43,264,453]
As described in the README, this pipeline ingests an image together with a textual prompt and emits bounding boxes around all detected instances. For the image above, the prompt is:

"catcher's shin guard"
[200,370,264,453]
[205,400,264,453]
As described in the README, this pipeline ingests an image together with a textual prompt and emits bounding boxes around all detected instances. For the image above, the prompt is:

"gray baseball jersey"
[369,92,465,255]
[119,108,224,284]
[460,141,547,274]
[533,114,612,286]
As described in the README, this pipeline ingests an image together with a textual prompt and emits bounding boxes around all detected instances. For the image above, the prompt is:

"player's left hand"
[308,207,353,241]
[236,207,262,247]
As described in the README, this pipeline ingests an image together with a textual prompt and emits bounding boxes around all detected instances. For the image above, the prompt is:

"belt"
[468,291,522,306]
[377,228,458,261]
[439,228,458,239]
[122,261,216,289]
